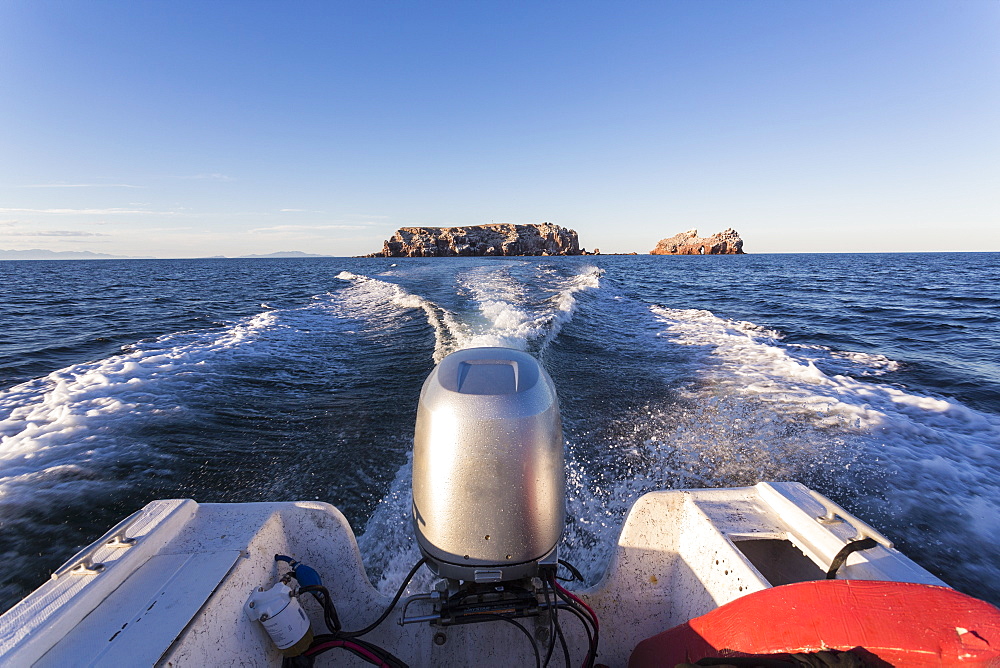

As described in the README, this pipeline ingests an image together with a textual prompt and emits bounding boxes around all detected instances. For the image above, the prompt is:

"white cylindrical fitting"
[245,582,311,651]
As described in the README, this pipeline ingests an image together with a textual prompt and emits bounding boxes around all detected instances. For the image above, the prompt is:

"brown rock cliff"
[651,229,745,255]
[372,223,582,257]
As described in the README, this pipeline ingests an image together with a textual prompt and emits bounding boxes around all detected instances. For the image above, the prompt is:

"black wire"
[552,583,594,637]
[556,559,585,582]
[476,613,541,668]
[298,585,341,632]
[545,574,571,667]
[554,601,595,668]
[551,580,599,668]
[339,557,427,638]
[338,643,380,665]
[275,555,409,665]
[352,637,408,668]
[325,642,381,666]
[541,576,557,667]
[553,612,570,668]
[308,634,408,668]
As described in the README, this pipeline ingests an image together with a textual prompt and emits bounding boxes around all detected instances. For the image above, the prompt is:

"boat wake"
[640,306,1000,593]
[335,264,602,361]
[1,257,997,612]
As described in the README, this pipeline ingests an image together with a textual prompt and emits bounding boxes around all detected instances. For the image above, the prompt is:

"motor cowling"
[412,347,565,583]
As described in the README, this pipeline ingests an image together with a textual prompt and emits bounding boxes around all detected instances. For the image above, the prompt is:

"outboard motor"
[412,347,565,584]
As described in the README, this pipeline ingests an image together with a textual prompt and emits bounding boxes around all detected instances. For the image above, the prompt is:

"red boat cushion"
[629,580,1000,667]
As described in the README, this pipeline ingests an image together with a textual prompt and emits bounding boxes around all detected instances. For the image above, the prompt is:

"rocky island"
[651,228,745,255]
[371,223,583,257]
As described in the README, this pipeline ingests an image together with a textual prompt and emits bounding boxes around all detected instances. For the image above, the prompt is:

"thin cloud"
[279,210,387,219]
[128,226,196,233]
[0,207,177,215]
[1,230,109,237]
[250,224,370,233]
[17,183,143,189]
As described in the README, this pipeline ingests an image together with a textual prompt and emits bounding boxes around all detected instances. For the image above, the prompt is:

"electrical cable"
[541,573,557,667]
[351,637,408,668]
[556,559,585,582]
[307,634,408,668]
[550,565,586,666]
[298,584,341,632]
[553,579,599,637]
[274,555,343,632]
[552,575,576,668]
[476,613,541,668]
[339,557,427,638]
[276,554,419,665]
[305,638,387,666]
[554,602,593,664]
[552,602,571,668]
[552,581,598,668]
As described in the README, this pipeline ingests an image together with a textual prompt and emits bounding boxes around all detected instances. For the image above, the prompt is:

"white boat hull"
[0,481,945,666]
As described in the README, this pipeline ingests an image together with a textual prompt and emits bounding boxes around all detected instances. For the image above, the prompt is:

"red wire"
[553,579,599,633]
[305,639,388,667]
[553,577,600,668]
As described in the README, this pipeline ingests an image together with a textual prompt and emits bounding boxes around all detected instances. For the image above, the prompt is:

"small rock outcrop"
[372,223,582,257]
[651,228,745,255]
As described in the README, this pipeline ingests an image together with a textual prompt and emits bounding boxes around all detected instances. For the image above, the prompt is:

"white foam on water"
[335,271,469,361]
[453,264,603,356]
[649,306,997,437]
[0,312,277,484]
[0,295,362,510]
[635,306,1000,588]
[335,265,603,362]
[354,452,430,595]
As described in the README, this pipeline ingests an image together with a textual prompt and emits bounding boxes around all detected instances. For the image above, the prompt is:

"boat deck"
[0,482,944,667]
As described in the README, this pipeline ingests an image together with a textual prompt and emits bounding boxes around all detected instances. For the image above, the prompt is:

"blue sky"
[2,1,998,257]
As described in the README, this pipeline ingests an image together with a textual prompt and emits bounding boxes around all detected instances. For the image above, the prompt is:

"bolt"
[249,602,255,609]
[433,632,447,646]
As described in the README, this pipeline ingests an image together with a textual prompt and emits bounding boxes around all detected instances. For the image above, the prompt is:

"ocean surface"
[1,253,999,614]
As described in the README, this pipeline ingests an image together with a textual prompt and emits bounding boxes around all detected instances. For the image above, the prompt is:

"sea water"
[1,253,998,613]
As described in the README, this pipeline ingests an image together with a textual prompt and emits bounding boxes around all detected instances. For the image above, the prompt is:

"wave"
[334,271,467,361]
[0,312,279,482]
[454,264,602,356]
[649,306,997,436]
[641,306,1000,593]
[336,265,603,361]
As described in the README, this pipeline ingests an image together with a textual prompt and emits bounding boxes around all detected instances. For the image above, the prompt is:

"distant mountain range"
[0,248,148,260]
[0,249,332,260]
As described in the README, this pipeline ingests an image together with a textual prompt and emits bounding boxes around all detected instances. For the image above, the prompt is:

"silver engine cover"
[412,347,565,582]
